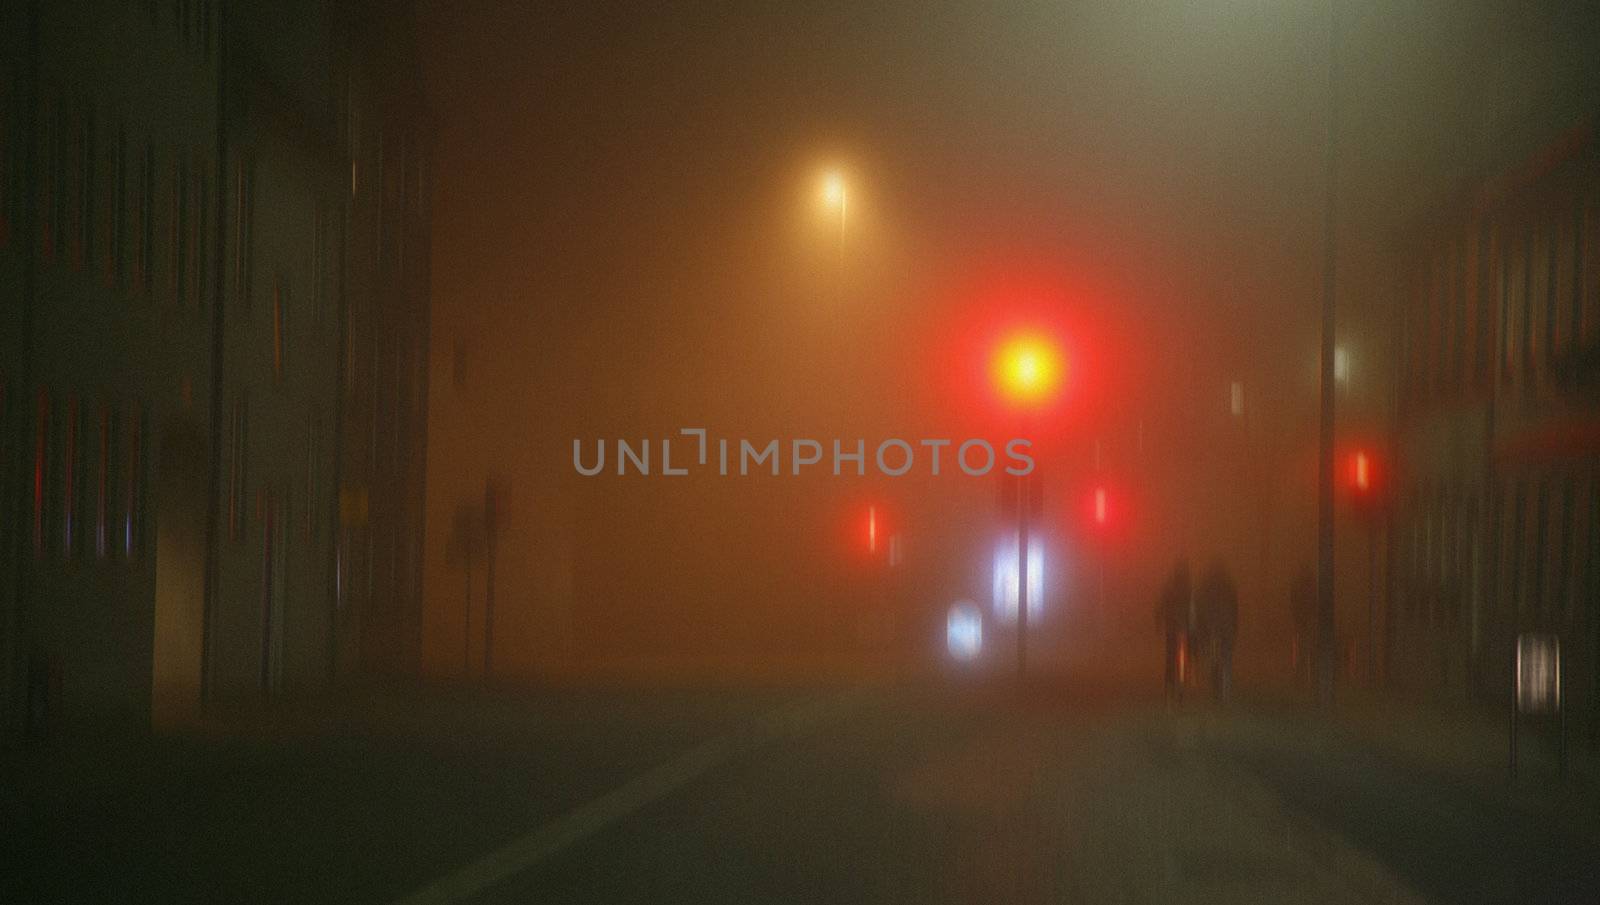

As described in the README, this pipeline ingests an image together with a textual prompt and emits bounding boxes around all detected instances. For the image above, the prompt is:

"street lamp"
[821,170,847,253]
[992,330,1065,681]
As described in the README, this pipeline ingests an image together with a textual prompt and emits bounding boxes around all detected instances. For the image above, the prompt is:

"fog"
[413,0,1599,679]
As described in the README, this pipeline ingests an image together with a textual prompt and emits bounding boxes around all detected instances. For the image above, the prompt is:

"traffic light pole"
[1017,469,1030,682]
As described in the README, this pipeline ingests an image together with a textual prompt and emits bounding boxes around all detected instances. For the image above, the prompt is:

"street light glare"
[994,334,1064,405]
[822,172,846,207]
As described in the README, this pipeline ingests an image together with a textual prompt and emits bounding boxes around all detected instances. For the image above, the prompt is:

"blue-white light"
[947,602,983,661]
[992,534,1046,626]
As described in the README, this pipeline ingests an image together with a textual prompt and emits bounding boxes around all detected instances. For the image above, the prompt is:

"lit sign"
[1515,633,1560,715]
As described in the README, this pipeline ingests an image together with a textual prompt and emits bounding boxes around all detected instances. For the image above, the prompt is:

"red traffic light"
[1346,449,1382,494]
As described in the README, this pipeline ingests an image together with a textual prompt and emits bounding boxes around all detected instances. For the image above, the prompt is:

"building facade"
[0,0,430,741]
[1391,119,1600,738]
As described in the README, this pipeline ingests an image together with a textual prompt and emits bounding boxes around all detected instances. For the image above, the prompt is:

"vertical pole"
[483,480,496,681]
[463,547,472,677]
[1315,0,1342,707]
[1017,470,1029,682]
[1368,522,1378,686]
[1098,544,1106,632]
[1509,644,1518,780]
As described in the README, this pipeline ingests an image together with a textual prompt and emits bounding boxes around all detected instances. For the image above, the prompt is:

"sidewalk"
[0,680,812,905]
[1172,688,1600,904]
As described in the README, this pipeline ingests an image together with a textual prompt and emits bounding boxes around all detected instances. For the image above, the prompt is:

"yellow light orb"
[994,334,1064,405]
[822,172,846,207]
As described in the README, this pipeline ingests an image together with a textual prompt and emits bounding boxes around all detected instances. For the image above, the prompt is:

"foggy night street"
[6,1,1600,902]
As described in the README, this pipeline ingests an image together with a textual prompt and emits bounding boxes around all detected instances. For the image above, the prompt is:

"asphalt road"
[6,681,1599,904]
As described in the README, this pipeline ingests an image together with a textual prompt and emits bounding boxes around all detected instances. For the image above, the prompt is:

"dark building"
[1390,119,1600,735]
[0,0,430,741]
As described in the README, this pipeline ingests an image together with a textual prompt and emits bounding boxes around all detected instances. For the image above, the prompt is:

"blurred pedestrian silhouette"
[1196,560,1239,702]
[1157,559,1193,702]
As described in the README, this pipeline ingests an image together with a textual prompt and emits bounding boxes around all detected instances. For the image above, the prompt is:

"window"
[229,394,247,541]
[124,403,145,559]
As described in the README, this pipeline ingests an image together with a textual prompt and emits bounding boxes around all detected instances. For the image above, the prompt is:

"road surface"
[5,681,1597,904]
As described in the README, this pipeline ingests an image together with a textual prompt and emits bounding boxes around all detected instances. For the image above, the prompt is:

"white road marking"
[391,692,856,905]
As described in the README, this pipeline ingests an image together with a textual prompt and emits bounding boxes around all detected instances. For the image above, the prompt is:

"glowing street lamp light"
[822,171,846,208]
[821,170,847,254]
[993,333,1065,408]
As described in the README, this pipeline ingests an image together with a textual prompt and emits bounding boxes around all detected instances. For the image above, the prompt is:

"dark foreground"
[4,679,1598,905]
